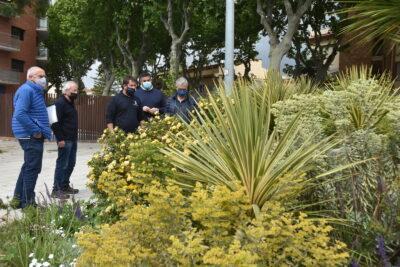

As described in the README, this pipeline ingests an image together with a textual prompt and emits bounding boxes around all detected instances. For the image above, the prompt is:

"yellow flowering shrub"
[87,115,186,220]
[77,182,349,266]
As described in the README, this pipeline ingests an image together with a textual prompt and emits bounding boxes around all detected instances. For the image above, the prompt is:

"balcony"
[0,32,21,52]
[0,69,20,85]
[36,18,49,39]
[37,46,48,62]
[37,18,48,31]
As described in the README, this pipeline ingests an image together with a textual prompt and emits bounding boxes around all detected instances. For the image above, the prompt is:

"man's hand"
[143,106,151,113]
[58,141,65,148]
[149,108,159,115]
[107,123,114,132]
[33,133,42,139]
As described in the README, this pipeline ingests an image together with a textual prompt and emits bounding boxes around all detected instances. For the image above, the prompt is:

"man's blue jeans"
[53,141,77,191]
[14,138,44,208]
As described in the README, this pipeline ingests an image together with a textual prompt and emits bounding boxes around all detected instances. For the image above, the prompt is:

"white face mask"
[35,77,47,89]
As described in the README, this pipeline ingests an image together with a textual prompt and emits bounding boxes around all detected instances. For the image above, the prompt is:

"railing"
[37,18,48,31]
[0,69,20,85]
[37,46,48,60]
[0,32,21,51]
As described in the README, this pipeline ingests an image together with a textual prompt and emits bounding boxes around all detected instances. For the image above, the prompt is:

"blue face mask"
[177,89,188,97]
[142,81,153,91]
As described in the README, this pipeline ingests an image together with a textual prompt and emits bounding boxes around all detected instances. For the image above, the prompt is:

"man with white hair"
[12,66,52,208]
[165,77,197,123]
[51,81,79,199]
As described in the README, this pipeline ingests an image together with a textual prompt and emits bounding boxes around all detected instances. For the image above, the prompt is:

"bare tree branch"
[283,0,293,17]
[115,24,130,70]
[256,0,279,46]
[177,1,190,44]
[295,0,313,18]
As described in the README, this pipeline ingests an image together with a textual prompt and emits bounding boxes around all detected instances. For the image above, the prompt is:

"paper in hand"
[47,105,58,125]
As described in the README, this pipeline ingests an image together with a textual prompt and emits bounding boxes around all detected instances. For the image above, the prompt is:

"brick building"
[310,29,400,84]
[0,1,48,94]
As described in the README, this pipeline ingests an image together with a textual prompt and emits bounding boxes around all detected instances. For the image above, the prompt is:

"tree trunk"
[314,65,329,83]
[268,45,287,73]
[243,60,251,80]
[160,0,190,81]
[131,60,141,78]
[257,0,312,75]
[169,42,181,80]
[102,68,115,96]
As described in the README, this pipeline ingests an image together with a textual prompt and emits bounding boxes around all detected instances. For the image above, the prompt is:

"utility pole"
[224,0,234,95]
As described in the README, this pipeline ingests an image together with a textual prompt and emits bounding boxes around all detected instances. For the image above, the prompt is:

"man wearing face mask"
[106,76,143,133]
[12,66,52,208]
[165,77,197,123]
[51,81,79,199]
[135,72,166,120]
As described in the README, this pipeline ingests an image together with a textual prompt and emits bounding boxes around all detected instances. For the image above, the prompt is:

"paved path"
[0,139,99,205]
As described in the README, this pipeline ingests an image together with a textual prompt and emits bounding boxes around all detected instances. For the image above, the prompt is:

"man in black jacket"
[106,76,143,133]
[51,81,79,199]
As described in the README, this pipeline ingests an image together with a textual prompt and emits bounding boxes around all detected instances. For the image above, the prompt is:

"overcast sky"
[82,35,294,88]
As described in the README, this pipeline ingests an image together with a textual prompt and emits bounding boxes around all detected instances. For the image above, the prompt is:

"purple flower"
[376,235,390,267]
[74,202,84,221]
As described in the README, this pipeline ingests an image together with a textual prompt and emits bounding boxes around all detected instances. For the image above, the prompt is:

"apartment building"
[0,1,48,94]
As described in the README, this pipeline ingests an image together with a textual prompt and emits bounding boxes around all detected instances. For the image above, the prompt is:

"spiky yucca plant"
[164,81,341,211]
[332,65,394,91]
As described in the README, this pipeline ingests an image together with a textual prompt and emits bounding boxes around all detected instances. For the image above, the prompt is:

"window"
[371,40,384,76]
[11,59,24,72]
[11,26,24,41]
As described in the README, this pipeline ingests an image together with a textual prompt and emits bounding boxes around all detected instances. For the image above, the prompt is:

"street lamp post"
[224,0,234,95]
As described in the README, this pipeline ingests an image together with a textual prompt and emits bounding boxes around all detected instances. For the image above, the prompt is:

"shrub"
[77,182,349,266]
[272,78,400,264]
[87,115,186,222]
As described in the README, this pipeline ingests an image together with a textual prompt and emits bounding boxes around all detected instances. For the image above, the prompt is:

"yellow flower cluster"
[77,182,349,266]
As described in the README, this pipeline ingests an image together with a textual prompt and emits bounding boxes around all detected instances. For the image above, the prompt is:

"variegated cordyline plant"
[163,78,348,214]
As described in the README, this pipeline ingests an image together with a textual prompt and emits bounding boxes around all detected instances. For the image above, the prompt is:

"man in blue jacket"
[12,66,52,208]
[135,72,166,120]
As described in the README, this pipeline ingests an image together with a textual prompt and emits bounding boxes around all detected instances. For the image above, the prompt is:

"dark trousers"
[53,141,77,191]
[14,138,44,208]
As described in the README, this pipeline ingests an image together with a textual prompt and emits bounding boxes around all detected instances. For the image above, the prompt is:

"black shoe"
[63,185,79,195]
[51,190,70,199]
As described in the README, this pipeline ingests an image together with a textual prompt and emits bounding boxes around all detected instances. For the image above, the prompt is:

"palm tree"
[342,0,400,44]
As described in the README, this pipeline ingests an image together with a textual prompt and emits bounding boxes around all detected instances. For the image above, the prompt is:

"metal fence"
[0,92,112,141]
